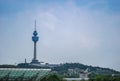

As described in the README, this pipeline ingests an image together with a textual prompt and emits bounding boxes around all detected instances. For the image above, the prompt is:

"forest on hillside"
[52,63,120,77]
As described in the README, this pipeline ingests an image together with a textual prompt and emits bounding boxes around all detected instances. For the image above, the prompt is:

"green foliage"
[0,65,17,68]
[89,75,120,81]
[53,63,120,76]
[41,73,65,81]
[17,63,50,68]
[81,79,86,81]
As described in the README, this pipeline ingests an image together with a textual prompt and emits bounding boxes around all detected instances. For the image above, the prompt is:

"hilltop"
[0,62,119,77]
[52,63,120,77]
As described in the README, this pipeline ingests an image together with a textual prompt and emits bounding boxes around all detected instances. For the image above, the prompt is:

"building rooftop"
[0,68,51,81]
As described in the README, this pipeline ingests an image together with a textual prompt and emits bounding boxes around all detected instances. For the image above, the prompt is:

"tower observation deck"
[31,20,40,64]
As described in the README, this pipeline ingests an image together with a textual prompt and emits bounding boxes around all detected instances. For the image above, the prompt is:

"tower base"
[31,59,40,64]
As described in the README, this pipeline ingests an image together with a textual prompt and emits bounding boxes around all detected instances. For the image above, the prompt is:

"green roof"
[0,68,51,81]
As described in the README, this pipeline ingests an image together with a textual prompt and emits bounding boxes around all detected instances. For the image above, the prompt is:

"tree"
[41,73,66,81]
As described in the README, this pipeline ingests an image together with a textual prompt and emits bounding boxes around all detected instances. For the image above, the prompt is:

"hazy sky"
[0,0,120,71]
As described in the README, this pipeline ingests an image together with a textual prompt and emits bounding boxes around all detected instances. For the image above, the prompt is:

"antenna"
[34,20,36,31]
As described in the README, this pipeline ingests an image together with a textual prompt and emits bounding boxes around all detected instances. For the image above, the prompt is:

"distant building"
[79,68,89,80]
[64,68,90,81]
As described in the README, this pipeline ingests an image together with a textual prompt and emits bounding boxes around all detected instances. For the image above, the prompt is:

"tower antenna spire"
[35,20,36,31]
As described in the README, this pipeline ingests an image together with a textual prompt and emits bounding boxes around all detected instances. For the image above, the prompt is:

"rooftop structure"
[0,68,51,81]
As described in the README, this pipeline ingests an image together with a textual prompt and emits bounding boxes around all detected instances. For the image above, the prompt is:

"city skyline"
[0,0,120,71]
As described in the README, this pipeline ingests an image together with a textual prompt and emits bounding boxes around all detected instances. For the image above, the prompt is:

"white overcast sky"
[0,0,120,71]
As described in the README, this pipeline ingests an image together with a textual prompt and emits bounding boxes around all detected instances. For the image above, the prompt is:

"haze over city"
[0,0,120,71]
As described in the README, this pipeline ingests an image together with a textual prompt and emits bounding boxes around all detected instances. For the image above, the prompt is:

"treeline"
[0,63,120,76]
[89,75,120,81]
[53,63,120,75]
[41,73,65,81]
[0,65,17,68]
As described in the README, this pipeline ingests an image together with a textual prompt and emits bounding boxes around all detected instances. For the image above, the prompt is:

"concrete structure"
[18,21,61,68]
[31,20,40,64]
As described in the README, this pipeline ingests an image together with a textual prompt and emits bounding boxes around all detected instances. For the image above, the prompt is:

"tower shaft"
[34,42,36,60]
